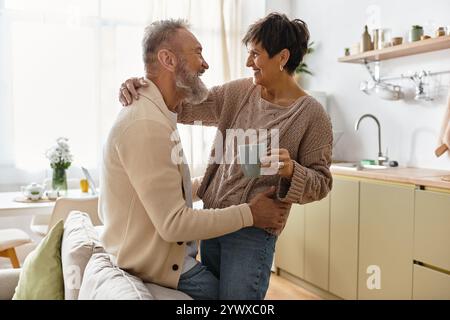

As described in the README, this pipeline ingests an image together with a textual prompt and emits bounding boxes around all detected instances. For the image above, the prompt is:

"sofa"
[0,211,191,300]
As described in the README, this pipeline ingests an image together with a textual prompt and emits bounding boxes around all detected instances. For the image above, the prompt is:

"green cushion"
[13,220,65,300]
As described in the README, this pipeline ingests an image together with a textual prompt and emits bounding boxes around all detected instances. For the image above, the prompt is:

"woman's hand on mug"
[260,148,294,179]
[119,77,149,106]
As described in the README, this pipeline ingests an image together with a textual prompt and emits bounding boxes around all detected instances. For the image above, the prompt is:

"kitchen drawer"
[413,264,450,300]
[414,190,450,271]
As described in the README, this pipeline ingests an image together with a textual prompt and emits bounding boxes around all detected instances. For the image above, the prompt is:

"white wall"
[239,0,292,78]
[291,0,450,169]
[265,0,291,15]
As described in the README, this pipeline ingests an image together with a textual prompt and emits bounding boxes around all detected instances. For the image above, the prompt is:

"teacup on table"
[46,190,60,200]
[238,143,267,177]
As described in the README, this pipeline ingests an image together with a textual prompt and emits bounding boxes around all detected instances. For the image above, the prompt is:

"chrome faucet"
[355,114,388,165]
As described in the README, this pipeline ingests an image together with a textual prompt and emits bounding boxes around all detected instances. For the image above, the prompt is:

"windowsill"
[0,166,99,192]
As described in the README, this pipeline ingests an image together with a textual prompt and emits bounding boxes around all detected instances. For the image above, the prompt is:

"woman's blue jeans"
[200,226,277,300]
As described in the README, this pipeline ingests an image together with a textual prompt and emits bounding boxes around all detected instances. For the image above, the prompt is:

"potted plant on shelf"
[294,41,315,79]
[294,41,315,88]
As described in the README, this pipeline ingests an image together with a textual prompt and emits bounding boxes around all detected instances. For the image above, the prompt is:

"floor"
[265,273,321,300]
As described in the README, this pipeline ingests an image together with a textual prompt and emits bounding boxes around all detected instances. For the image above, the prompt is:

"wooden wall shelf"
[338,35,450,64]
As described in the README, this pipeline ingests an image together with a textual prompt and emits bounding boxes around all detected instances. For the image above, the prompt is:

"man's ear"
[157,49,177,72]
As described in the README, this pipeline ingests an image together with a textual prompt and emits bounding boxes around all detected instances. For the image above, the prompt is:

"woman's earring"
[280,65,284,72]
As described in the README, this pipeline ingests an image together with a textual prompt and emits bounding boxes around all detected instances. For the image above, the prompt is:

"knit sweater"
[178,78,333,208]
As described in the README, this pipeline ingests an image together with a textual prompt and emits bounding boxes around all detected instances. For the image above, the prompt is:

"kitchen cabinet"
[358,181,414,299]
[275,204,305,279]
[329,177,360,300]
[304,195,330,291]
[413,264,450,300]
[275,171,450,300]
[275,196,331,290]
[414,189,450,271]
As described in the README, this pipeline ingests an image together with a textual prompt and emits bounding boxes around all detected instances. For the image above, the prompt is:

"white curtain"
[147,0,244,177]
[0,0,255,188]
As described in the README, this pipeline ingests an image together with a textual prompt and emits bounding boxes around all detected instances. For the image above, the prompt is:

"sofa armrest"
[0,268,21,300]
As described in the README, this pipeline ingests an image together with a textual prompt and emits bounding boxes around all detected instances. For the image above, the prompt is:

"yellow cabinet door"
[275,204,305,279]
[305,195,330,291]
[358,181,414,299]
[329,177,359,300]
[413,264,450,300]
[414,190,450,271]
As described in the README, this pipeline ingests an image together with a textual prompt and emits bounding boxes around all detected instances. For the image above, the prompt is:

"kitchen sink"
[362,164,388,169]
[331,162,388,171]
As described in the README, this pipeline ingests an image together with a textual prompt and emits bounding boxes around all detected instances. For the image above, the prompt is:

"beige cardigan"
[99,80,253,289]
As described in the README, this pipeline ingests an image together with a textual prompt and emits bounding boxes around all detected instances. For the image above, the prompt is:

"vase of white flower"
[52,166,67,192]
[45,137,73,193]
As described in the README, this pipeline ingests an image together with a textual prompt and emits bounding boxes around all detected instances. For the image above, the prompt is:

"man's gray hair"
[142,19,190,73]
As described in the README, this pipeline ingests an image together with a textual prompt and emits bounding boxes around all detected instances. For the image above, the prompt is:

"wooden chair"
[30,179,84,237]
[30,178,97,236]
[0,229,32,268]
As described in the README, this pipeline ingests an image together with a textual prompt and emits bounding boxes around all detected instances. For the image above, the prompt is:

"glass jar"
[436,27,446,37]
[410,25,423,42]
[80,179,89,193]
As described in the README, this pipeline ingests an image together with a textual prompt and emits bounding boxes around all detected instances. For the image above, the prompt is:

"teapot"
[21,182,46,200]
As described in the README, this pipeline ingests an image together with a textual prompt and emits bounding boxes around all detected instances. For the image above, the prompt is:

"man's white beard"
[175,59,209,105]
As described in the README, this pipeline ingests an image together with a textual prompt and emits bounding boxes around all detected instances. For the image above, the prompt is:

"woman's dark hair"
[242,13,310,75]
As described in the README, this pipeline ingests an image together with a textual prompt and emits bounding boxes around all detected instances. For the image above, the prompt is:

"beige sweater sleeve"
[277,146,333,204]
[177,86,224,126]
[116,119,253,242]
[177,78,254,126]
[277,106,333,204]
[191,176,203,202]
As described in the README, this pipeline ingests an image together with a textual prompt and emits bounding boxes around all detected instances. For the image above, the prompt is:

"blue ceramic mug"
[238,143,267,177]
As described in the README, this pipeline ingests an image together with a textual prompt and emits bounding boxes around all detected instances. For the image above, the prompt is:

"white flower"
[46,137,73,169]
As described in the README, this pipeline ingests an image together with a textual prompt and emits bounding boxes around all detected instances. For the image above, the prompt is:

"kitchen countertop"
[330,165,450,191]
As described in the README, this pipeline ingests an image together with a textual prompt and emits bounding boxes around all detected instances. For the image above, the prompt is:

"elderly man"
[99,19,288,300]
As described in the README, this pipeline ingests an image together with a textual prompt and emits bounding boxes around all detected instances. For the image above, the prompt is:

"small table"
[0,190,96,218]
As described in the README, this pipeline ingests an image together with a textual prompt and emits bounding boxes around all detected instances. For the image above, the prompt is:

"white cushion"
[0,268,21,300]
[145,283,192,300]
[94,225,104,238]
[79,253,154,300]
[61,211,105,300]
[0,229,31,251]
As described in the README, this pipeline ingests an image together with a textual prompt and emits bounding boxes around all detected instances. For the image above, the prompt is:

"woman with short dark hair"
[120,12,333,300]
[242,12,310,75]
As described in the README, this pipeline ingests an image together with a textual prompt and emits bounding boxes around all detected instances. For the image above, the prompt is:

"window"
[0,0,260,189]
